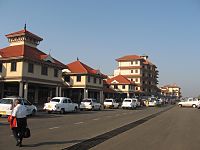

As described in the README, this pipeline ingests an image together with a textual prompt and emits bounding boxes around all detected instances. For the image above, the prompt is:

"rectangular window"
[0,63,2,72]
[94,77,96,83]
[135,61,138,64]
[99,79,102,84]
[131,61,133,65]
[135,70,138,73]
[77,75,81,82]
[11,62,17,72]
[135,78,138,82]
[41,65,48,75]
[114,85,118,89]
[131,70,133,73]
[54,69,58,77]
[122,85,125,89]
[28,63,34,73]
[88,76,90,82]
[64,76,70,82]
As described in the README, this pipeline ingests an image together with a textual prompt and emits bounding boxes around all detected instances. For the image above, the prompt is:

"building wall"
[65,74,103,89]
[110,84,134,93]
[23,61,62,82]
[119,61,141,67]
[0,61,23,78]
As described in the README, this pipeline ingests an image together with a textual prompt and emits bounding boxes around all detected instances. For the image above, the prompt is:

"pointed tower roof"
[5,28,43,48]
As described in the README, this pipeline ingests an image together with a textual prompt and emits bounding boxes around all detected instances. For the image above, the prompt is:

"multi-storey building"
[114,55,159,96]
[62,60,106,103]
[160,84,181,98]
[0,27,66,104]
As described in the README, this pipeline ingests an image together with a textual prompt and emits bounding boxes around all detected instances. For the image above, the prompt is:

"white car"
[178,97,200,108]
[148,97,157,107]
[0,97,37,116]
[104,99,119,109]
[121,98,137,109]
[80,98,101,110]
[43,97,79,114]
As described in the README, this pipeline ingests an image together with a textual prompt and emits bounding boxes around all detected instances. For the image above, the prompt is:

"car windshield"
[0,98,13,104]
[105,99,112,102]
[50,99,60,103]
[82,99,92,102]
[124,100,131,102]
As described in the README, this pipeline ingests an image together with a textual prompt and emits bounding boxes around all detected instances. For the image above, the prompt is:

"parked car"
[104,99,120,109]
[148,97,157,107]
[121,98,137,109]
[178,97,200,108]
[80,98,101,110]
[0,97,37,117]
[43,97,79,114]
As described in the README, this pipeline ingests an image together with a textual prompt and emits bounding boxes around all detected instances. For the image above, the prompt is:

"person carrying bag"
[9,99,29,147]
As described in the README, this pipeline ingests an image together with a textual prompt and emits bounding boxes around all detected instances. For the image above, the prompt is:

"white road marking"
[10,135,13,137]
[115,114,120,116]
[123,113,127,115]
[74,122,84,125]
[49,126,59,130]
[92,118,100,121]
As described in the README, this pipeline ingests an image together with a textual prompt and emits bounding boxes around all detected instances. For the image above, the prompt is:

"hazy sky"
[0,0,200,97]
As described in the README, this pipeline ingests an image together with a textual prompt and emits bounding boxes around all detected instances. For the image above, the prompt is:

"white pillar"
[84,88,88,99]
[127,92,130,98]
[50,89,53,98]
[100,90,104,103]
[24,82,28,99]
[56,86,59,97]
[59,87,62,97]
[19,82,23,97]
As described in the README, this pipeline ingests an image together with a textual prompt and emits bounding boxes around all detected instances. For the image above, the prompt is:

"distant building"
[0,28,66,104]
[160,84,181,98]
[114,55,159,96]
[103,75,135,101]
[62,60,106,103]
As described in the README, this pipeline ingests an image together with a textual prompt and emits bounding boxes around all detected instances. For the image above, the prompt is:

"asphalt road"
[0,105,199,150]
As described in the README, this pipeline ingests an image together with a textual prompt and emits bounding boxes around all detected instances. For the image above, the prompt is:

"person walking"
[11,99,27,147]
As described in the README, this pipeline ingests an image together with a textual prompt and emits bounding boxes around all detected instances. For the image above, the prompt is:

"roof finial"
[24,23,27,30]
[77,57,79,61]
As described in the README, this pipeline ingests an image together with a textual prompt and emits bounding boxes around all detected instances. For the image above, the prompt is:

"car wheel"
[192,104,196,108]
[74,107,78,112]
[48,111,52,114]
[31,109,36,116]
[60,108,65,114]
[91,106,95,111]
[178,104,182,107]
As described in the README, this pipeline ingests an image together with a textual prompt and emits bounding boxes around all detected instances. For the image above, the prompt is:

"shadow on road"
[22,139,84,148]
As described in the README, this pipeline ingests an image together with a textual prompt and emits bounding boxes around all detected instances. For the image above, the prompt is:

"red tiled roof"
[116,55,143,61]
[106,75,135,85]
[6,29,43,41]
[66,60,106,77]
[163,84,180,89]
[0,45,65,68]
